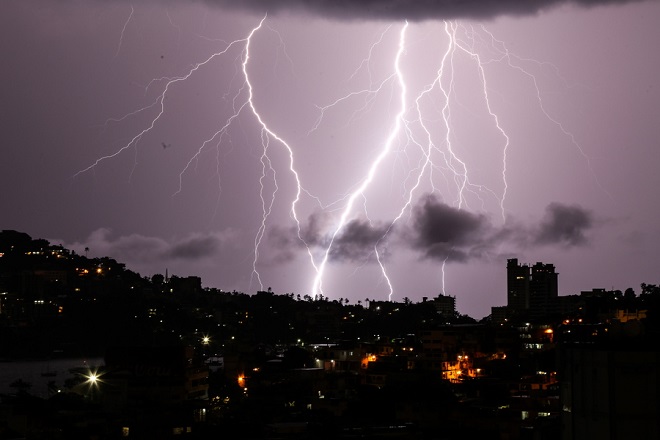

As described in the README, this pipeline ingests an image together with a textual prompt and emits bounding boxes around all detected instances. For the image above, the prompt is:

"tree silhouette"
[9,378,31,394]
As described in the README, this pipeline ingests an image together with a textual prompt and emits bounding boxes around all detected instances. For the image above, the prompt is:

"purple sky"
[2,0,659,318]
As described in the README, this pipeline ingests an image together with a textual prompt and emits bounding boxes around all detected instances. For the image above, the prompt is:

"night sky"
[2,0,659,318]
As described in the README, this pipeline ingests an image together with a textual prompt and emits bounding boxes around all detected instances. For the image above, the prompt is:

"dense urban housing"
[1,230,658,439]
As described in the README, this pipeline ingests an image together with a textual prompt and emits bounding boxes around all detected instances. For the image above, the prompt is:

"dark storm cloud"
[405,196,596,261]
[299,212,326,246]
[329,219,391,262]
[78,229,168,262]
[266,198,596,265]
[165,235,220,260]
[266,215,392,263]
[534,202,593,246]
[57,228,234,264]
[266,212,327,254]
[260,225,302,264]
[201,0,642,20]
[408,194,492,261]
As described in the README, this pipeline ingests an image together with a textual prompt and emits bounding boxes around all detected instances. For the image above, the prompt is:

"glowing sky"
[2,0,659,318]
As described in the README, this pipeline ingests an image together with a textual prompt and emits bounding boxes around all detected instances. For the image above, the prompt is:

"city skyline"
[2,0,659,319]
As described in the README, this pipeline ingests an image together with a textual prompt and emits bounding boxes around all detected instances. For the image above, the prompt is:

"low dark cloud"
[57,228,233,264]
[259,213,331,266]
[266,212,329,253]
[329,219,391,262]
[78,228,169,262]
[261,225,304,265]
[261,198,596,266]
[165,235,221,260]
[202,0,642,21]
[299,212,326,246]
[408,194,492,261]
[534,202,593,246]
[405,196,596,261]
[266,214,392,263]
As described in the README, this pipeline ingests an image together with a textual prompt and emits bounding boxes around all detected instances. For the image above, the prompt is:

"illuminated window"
[122,427,130,437]
[194,408,207,422]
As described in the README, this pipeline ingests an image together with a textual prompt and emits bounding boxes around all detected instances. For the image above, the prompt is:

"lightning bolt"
[476,24,609,198]
[307,20,505,300]
[308,19,597,300]
[73,36,250,179]
[447,21,511,221]
[115,5,134,58]
[74,16,311,294]
[240,19,311,292]
[75,13,602,303]
[311,22,410,298]
[440,257,449,295]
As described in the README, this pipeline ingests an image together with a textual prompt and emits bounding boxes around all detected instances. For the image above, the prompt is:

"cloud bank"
[410,195,595,261]
[55,197,595,281]
[200,0,643,21]
[55,228,238,268]
[289,194,596,264]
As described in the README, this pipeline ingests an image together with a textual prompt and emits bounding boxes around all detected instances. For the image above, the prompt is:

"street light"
[83,368,103,402]
[84,368,103,387]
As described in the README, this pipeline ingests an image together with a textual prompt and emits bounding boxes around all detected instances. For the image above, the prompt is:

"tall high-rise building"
[507,258,530,313]
[507,258,558,319]
[529,262,558,319]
